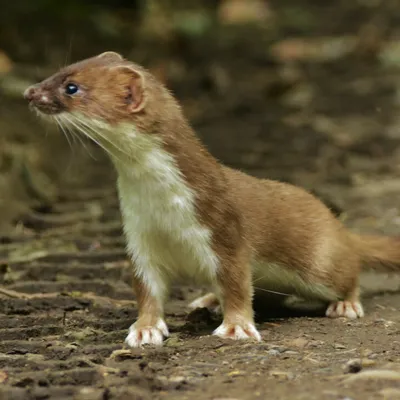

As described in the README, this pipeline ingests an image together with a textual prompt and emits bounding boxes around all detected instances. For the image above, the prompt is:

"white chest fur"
[114,132,219,299]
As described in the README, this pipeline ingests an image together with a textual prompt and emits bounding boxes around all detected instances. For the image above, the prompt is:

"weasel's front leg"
[125,270,169,347]
[213,250,261,342]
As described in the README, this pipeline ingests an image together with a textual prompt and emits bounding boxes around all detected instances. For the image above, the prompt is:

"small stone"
[289,337,309,348]
[308,340,324,348]
[74,387,104,400]
[270,370,294,380]
[268,349,280,356]
[169,376,186,383]
[344,359,362,374]
[227,370,244,377]
[164,336,181,347]
[334,343,346,350]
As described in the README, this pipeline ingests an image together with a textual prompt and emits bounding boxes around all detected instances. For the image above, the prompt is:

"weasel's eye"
[65,83,79,95]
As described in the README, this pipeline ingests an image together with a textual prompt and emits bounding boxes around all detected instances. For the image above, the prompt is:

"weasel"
[24,52,400,347]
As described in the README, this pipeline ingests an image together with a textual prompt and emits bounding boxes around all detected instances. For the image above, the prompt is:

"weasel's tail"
[351,233,400,271]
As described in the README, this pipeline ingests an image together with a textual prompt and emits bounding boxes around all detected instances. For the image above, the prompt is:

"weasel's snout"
[24,85,50,104]
[23,85,36,101]
[24,85,62,114]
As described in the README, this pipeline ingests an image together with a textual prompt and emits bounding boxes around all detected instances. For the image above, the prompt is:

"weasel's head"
[24,51,149,125]
[25,52,183,162]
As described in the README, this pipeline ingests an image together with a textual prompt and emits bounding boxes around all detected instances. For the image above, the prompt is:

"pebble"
[74,387,103,400]
[169,376,186,383]
[343,359,362,374]
[288,337,309,348]
[270,370,294,380]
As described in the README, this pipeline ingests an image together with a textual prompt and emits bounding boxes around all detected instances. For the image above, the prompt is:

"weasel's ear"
[97,51,124,62]
[112,65,146,113]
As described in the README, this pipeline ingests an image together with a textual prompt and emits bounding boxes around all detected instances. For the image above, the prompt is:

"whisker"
[67,118,112,156]
[62,115,121,163]
[65,34,74,67]
[54,115,74,151]
[59,115,96,160]
[73,115,133,159]
[253,286,291,297]
[70,115,132,163]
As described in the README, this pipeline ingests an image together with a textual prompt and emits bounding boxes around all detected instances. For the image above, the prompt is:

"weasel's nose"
[23,84,61,114]
[23,85,52,107]
[23,85,36,101]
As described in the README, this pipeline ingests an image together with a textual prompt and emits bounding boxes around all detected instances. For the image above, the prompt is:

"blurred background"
[1,0,400,235]
[1,2,400,399]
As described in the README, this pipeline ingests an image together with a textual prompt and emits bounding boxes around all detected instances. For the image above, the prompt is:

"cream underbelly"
[130,227,218,283]
[252,260,339,302]
[113,135,220,299]
[118,187,220,296]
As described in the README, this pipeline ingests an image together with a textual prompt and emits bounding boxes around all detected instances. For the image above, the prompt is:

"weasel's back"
[222,167,348,277]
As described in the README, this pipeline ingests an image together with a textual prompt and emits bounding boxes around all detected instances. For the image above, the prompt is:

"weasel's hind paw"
[213,321,261,341]
[188,293,221,314]
[125,318,169,348]
[326,301,364,319]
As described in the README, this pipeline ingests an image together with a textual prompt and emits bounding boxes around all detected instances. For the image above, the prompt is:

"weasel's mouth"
[28,101,63,115]
[24,85,65,115]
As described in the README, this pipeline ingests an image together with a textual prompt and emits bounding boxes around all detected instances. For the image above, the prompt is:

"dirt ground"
[1,1,400,399]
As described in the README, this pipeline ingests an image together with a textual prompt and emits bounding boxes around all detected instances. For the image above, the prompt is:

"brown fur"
[25,52,400,344]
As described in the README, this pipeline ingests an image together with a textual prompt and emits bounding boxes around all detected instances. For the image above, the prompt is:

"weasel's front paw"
[213,321,261,341]
[125,318,169,348]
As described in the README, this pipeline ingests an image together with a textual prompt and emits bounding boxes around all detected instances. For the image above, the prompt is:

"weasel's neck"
[66,110,220,188]
[113,131,180,183]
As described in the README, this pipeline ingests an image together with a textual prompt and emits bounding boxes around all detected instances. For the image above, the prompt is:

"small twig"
[0,287,32,299]
[0,286,136,306]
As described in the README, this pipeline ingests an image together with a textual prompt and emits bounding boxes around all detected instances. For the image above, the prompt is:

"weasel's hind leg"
[325,287,364,319]
[188,292,221,314]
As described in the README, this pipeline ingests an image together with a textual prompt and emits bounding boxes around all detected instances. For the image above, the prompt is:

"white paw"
[125,318,169,348]
[188,293,220,314]
[213,321,261,341]
[326,301,364,319]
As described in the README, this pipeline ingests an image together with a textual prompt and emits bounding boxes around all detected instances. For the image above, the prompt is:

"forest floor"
[0,1,400,399]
